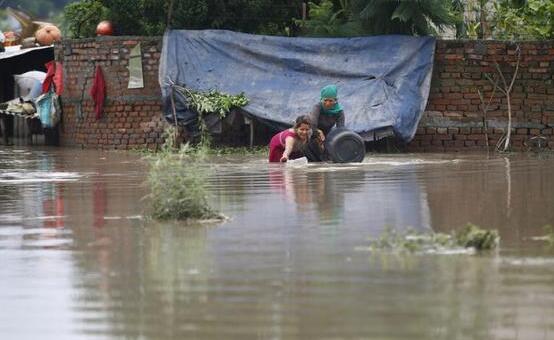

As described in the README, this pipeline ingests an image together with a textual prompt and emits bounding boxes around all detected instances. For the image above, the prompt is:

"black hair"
[293,115,311,129]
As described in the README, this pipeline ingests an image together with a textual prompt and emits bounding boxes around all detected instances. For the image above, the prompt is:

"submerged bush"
[145,128,220,221]
[368,223,499,253]
[455,223,499,250]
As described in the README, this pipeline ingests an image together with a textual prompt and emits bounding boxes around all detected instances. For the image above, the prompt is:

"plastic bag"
[36,89,60,128]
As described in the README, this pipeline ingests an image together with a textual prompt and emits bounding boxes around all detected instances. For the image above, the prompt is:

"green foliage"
[62,0,299,37]
[98,0,144,35]
[296,0,361,37]
[369,227,455,253]
[455,223,499,250]
[298,0,457,37]
[492,0,554,40]
[368,223,499,253]
[172,85,248,147]
[62,0,109,38]
[355,0,457,35]
[145,127,220,221]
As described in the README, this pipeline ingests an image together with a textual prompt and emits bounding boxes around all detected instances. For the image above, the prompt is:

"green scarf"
[320,84,343,115]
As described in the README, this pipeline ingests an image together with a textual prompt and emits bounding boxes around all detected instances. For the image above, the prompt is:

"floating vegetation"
[367,223,499,254]
[144,127,223,221]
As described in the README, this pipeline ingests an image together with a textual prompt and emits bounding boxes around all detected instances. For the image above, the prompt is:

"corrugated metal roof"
[0,45,53,61]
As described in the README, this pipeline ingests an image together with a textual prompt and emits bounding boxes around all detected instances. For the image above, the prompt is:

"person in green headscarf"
[302,84,346,162]
[309,84,345,136]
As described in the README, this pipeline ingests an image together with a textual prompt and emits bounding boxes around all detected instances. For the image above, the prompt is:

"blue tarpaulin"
[159,30,435,142]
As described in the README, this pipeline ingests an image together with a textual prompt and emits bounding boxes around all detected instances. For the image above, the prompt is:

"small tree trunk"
[503,93,512,151]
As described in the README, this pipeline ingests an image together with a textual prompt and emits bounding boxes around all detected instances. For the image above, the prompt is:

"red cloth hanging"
[41,61,64,95]
[89,65,106,120]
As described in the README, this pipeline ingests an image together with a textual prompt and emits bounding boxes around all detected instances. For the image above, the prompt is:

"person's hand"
[280,155,288,162]
[318,130,325,142]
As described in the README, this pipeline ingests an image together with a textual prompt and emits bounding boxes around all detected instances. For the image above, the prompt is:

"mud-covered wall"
[57,38,554,151]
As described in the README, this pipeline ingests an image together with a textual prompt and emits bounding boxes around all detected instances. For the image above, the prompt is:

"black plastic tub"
[324,127,365,163]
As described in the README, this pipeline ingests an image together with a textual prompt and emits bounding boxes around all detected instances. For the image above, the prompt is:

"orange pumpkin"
[3,31,19,46]
[35,25,62,46]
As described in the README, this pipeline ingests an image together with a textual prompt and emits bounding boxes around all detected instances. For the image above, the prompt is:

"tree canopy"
[62,0,301,38]
[29,0,553,40]
[296,0,458,37]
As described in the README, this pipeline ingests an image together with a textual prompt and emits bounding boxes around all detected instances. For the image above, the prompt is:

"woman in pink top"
[268,115,311,162]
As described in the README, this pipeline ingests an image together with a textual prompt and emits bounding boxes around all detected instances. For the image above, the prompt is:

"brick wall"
[58,38,554,151]
[407,40,554,152]
[58,36,166,150]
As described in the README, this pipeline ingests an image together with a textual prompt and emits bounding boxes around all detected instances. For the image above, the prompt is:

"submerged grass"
[206,145,268,156]
[131,144,267,157]
[368,223,499,254]
[144,128,222,221]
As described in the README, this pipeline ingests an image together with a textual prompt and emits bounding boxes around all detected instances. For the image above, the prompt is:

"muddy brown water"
[0,147,553,339]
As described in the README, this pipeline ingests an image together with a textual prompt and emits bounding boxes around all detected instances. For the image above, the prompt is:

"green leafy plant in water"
[144,127,221,221]
[172,85,249,147]
[455,223,499,250]
[369,224,499,253]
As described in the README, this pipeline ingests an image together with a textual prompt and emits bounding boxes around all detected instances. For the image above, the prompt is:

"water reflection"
[0,149,554,339]
[265,163,431,233]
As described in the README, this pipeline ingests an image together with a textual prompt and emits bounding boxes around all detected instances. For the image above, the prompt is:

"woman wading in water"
[303,84,345,161]
[268,115,311,163]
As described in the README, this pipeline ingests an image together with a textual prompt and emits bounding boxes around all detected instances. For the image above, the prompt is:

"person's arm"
[309,104,320,131]
[315,129,325,144]
[336,110,345,128]
[280,136,295,162]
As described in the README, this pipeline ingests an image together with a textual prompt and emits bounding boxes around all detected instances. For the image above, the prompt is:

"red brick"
[516,128,528,135]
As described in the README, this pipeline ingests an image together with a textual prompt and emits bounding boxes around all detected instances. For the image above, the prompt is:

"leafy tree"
[297,0,458,37]
[62,0,108,38]
[492,0,554,39]
[295,0,362,37]
[61,0,300,37]
[354,0,456,35]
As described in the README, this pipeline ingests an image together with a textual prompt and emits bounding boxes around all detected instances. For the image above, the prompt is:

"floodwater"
[1,147,553,340]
